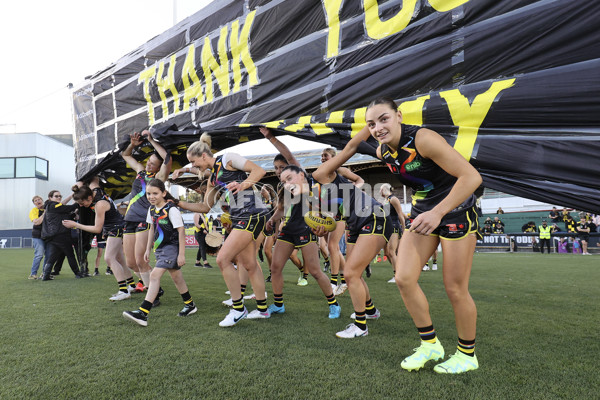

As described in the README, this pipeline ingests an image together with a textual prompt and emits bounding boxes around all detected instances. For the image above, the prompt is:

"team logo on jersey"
[404,160,422,172]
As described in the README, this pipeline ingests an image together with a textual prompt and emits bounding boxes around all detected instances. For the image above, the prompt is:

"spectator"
[521,221,537,249]
[193,212,212,268]
[28,196,46,279]
[592,214,600,233]
[561,209,571,223]
[496,207,505,214]
[40,190,83,280]
[577,218,592,255]
[564,214,577,233]
[548,207,561,223]
[493,217,505,234]
[538,220,552,254]
[482,223,493,236]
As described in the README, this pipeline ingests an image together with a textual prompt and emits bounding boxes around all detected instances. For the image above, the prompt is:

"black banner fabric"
[73,0,600,212]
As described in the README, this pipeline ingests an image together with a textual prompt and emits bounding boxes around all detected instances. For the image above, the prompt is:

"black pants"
[43,235,80,278]
[195,231,207,262]
[539,238,552,254]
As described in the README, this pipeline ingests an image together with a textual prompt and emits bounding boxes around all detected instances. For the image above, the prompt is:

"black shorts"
[232,214,266,241]
[347,213,393,245]
[277,231,317,248]
[579,234,590,242]
[154,244,181,270]
[124,221,150,235]
[102,224,124,239]
[410,206,480,240]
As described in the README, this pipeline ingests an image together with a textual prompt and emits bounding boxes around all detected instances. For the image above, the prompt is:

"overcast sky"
[0,0,326,156]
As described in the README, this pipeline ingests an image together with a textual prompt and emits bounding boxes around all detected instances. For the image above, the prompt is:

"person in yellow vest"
[538,220,553,254]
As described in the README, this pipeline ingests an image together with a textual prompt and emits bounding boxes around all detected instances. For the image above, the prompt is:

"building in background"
[0,132,75,247]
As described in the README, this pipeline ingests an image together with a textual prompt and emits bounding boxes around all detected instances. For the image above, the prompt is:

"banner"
[72,0,600,212]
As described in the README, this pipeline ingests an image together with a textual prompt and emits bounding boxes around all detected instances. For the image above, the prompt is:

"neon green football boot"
[401,339,445,371]
[433,351,479,374]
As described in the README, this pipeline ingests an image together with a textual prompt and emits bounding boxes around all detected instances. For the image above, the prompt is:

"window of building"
[0,158,15,178]
[0,157,48,180]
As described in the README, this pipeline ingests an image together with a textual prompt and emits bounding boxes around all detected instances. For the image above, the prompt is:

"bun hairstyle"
[72,185,94,201]
[187,132,213,159]
[322,148,337,157]
[380,183,393,196]
[367,97,398,111]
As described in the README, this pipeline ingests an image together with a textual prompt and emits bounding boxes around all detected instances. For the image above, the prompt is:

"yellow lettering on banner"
[202,26,230,103]
[440,78,515,160]
[264,120,284,129]
[156,54,180,117]
[398,96,430,125]
[323,0,344,58]
[230,10,258,92]
[284,115,313,132]
[364,0,418,40]
[181,45,205,111]
[311,110,345,135]
[350,107,367,137]
[429,0,470,13]
[138,65,157,124]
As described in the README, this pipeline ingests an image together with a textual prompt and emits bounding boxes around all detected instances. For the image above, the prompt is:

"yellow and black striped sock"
[240,284,247,296]
[118,280,128,293]
[273,293,284,307]
[303,272,308,279]
[340,273,346,284]
[181,291,195,307]
[417,325,437,343]
[353,311,367,330]
[457,338,475,356]
[326,293,338,306]
[232,297,244,312]
[330,274,338,286]
[126,277,135,288]
[256,299,267,312]
[139,300,153,316]
[365,298,376,316]
[324,256,329,263]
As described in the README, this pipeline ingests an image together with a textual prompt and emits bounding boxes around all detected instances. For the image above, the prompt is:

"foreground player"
[364,97,482,374]
[260,128,340,319]
[123,179,197,326]
[64,179,133,300]
[121,130,172,294]
[178,133,269,327]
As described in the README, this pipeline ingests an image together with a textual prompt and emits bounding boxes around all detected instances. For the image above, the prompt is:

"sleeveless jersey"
[384,195,401,228]
[149,202,179,250]
[91,188,124,227]
[125,170,155,222]
[380,124,475,215]
[281,175,314,236]
[194,214,206,233]
[209,154,267,219]
[313,173,384,233]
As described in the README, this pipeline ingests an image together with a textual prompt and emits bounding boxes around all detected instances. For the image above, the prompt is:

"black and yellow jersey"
[379,124,475,216]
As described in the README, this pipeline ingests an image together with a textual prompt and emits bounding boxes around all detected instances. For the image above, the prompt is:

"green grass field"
[1,249,598,399]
